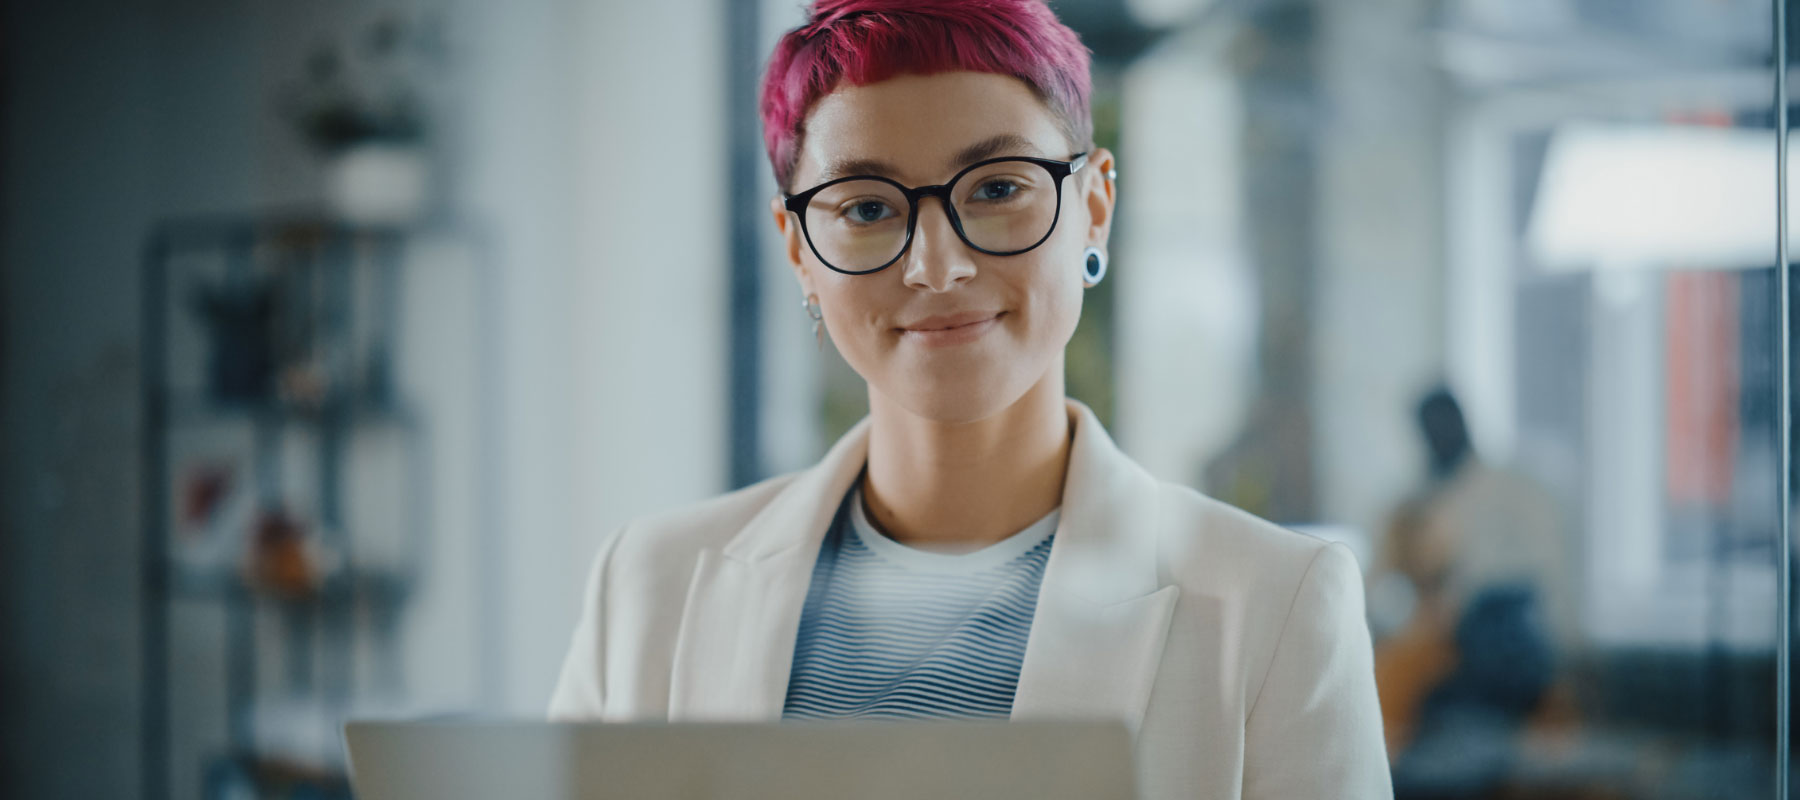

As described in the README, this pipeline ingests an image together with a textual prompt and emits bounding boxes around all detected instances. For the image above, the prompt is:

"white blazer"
[549,398,1394,800]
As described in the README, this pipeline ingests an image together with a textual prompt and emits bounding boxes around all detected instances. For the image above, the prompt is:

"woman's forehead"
[794,71,1070,188]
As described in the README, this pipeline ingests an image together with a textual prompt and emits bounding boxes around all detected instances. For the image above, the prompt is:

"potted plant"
[281,13,445,225]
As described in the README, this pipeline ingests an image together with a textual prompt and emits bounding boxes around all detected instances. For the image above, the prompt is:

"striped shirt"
[781,475,1058,720]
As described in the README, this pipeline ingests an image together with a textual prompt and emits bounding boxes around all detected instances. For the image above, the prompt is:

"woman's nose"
[900,197,977,292]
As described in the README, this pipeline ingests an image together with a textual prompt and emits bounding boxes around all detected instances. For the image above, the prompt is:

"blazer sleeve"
[1242,540,1394,799]
[547,524,628,721]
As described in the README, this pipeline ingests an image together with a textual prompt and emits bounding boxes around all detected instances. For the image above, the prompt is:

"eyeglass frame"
[781,151,1090,276]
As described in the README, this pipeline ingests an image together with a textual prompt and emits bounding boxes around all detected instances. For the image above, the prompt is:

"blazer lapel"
[1011,399,1180,736]
[668,398,1180,732]
[667,416,872,722]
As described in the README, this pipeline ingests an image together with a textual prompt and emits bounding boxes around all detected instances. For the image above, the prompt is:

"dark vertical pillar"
[1775,0,1792,790]
[726,0,765,489]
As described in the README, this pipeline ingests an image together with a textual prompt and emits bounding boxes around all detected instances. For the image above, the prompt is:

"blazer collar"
[669,398,1178,733]
[720,409,871,564]
[718,397,1161,596]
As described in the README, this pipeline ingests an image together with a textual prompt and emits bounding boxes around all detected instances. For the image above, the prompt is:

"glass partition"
[744,0,1795,796]
[758,0,1794,796]
[1114,2,1792,796]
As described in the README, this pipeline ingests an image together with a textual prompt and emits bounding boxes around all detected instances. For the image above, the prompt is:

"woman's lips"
[898,312,1003,347]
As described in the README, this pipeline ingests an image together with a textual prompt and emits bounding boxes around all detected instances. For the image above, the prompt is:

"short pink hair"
[759,0,1094,191]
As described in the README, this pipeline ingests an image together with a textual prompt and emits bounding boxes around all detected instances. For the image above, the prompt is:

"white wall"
[1115,26,1259,489]
[1311,0,1447,537]
[451,0,731,715]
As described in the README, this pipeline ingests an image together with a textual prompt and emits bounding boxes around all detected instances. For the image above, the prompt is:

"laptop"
[344,719,1136,800]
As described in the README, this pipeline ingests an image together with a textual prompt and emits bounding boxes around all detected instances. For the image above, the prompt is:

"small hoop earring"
[1082,246,1108,286]
[802,294,824,351]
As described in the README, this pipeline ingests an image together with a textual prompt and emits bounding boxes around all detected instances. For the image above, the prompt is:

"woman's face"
[772,71,1115,424]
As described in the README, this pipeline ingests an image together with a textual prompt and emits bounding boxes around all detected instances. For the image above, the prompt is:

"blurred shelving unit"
[138,214,491,800]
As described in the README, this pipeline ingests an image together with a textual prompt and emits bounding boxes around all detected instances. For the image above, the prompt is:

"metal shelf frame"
[138,214,491,800]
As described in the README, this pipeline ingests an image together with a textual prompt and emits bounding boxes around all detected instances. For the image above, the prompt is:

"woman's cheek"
[827,309,879,378]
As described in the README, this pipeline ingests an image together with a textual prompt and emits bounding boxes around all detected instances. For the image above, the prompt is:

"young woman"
[550,1,1392,797]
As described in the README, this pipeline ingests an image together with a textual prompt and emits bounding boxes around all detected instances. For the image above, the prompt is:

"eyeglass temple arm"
[1069,151,1118,182]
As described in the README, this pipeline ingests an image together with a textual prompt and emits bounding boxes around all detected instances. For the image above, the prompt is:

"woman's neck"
[861,372,1073,553]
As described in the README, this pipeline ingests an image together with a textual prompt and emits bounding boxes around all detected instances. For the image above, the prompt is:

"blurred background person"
[1371,387,1569,798]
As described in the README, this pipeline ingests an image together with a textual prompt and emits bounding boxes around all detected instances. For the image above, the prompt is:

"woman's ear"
[770,195,804,269]
[1082,147,1116,249]
[771,195,816,298]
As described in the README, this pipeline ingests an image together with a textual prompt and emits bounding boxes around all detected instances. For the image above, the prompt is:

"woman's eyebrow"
[818,156,896,183]
[948,133,1040,170]
[817,133,1043,184]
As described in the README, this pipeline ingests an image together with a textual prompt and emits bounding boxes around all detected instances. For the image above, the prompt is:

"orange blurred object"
[244,507,318,598]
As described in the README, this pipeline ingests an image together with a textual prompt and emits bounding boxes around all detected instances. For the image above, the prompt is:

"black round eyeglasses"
[782,152,1089,275]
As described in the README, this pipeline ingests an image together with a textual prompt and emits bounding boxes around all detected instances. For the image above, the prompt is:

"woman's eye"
[975,180,1020,201]
[841,200,897,224]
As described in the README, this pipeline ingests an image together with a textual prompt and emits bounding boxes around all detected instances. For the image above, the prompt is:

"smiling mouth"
[904,316,996,332]
[896,312,1005,346]
[898,310,1006,333]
